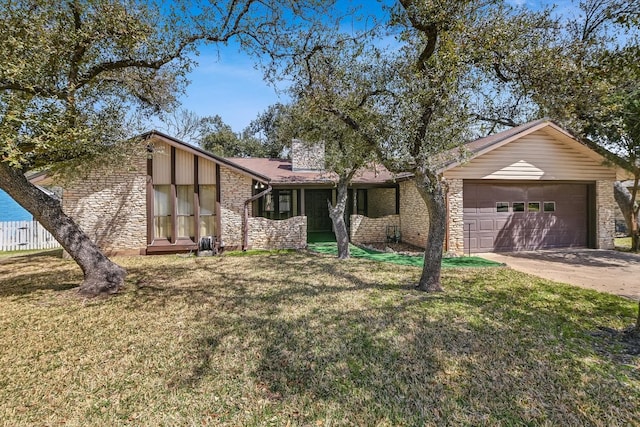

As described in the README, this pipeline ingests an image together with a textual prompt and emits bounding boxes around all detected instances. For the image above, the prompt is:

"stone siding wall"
[61,156,147,254]
[291,139,325,171]
[399,180,428,248]
[219,167,253,249]
[596,180,615,249]
[247,216,307,249]
[350,214,400,244]
[367,187,397,218]
[446,178,464,254]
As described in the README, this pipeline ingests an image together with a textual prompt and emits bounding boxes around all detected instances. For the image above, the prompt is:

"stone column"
[596,180,615,249]
[219,167,252,249]
[446,178,464,254]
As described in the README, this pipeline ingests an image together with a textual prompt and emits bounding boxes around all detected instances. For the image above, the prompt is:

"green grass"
[0,250,638,426]
[308,242,502,268]
[224,249,297,257]
[616,237,632,250]
[0,248,59,259]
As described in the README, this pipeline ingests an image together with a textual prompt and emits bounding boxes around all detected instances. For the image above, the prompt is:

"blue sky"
[177,46,284,132]
[175,0,574,133]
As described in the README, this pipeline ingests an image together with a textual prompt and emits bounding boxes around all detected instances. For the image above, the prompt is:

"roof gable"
[443,121,617,181]
[144,131,269,182]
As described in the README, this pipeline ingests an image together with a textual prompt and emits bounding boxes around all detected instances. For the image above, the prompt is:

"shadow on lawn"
[206,295,626,424]
[2,251,637,424]
[0,249,80,297]
[122,254,637,424]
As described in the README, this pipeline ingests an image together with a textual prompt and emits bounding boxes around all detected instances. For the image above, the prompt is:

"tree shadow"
[0,250,81,297]
[120,256,637,424]
[2,250,637,424]
[500,248,640,268]
[493,211,587,253]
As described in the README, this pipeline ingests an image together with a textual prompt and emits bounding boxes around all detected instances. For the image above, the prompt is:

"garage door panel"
[478,206,495,213]
[479,219,495,230]
[464,220,477,231]
[495,218,509,229]
[463,182,588,253]
[479,237,495,250]
[464,237,478,250]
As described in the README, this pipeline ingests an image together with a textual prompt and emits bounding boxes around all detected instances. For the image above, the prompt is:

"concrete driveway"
[479,249,640,300]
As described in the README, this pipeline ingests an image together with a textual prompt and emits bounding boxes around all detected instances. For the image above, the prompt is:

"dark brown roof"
[226,157,405,185]
[228,120,557,183]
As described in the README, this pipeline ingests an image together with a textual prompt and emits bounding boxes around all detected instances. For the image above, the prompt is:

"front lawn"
[0,250,638,426]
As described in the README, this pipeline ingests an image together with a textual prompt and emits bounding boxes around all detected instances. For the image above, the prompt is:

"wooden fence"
[0,221,61,251]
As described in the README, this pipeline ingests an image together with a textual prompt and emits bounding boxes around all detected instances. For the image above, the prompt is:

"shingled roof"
[226,157,406,185]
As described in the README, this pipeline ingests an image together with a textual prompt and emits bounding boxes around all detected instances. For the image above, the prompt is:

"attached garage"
[441,119,624,254]
[463,181,594,253]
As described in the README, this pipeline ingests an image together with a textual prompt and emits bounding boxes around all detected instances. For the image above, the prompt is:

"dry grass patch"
[0,250,638,426]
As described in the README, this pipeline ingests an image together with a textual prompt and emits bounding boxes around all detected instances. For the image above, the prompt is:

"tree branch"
[0,82,67,100]
[475,115,520,128]
[399,0,439,71]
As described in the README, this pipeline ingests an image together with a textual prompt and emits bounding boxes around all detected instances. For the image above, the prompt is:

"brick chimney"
[291,139,325,172]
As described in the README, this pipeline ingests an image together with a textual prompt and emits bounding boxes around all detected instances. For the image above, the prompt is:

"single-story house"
[31,119,626,255]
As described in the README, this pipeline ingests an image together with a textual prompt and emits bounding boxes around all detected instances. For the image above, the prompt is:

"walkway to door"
[307,231,336,244]
[480,249,640,300]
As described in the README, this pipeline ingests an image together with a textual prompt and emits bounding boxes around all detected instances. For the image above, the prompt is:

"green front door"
[306,189,333,232]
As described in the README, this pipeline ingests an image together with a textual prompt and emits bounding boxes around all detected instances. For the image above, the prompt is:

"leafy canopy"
[0,0,308,173]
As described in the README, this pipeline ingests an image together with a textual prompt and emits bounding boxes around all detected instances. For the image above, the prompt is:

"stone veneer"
[61,156,147,254]
[350,214,400,244]
[446,178,464,254]
[596,180,615,249]
[247,216,307,249]
[367,187,397,218]
[291,139,325,171]
[219,167,253,249]
[398,180,428,248]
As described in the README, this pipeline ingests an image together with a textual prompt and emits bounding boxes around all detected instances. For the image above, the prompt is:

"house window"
[513,202,525,212]
[279,190,291,215]
[199,185,216,237]
[263,193,274,213]
[496,202,509,212]
[154,185,172,240]
[544,201,556,212]
[176,185,194,239]
[528,201,540,213]
[258,189,297,220]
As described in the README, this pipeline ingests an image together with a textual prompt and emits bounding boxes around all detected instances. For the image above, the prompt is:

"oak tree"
[272,31,388,259]
[0,0,298,296]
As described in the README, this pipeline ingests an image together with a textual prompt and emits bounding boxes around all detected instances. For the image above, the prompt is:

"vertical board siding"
[175,149,194,185]
[199,158,217,184]
[152,141,171,184]
[0,221,61,251]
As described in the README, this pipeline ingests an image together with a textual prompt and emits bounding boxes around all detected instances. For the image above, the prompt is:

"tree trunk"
[0,162,126,296]
[614,179,640,251]
[632,207,640,252]
[614,181,634,235]
[413,170,446,292]
[327,179,350,260]
[631,175,640,252]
